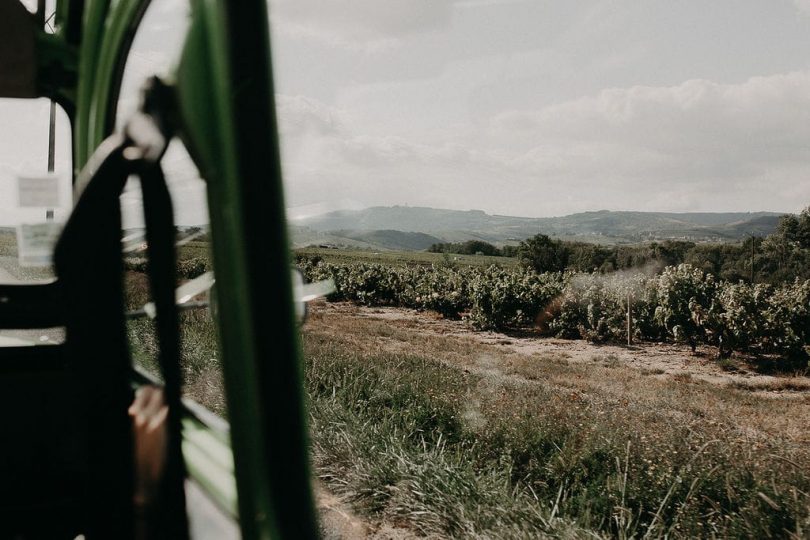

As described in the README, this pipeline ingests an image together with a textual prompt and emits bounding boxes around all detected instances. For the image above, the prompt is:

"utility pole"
[626,291,633,346]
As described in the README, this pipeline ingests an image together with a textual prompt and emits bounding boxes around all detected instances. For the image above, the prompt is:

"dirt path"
[312,301,810,395]
[316,482,420,540]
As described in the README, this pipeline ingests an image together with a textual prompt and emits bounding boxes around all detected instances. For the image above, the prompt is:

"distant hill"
[291,206,784,249]
[710,214,783,238]
[332,230,444,251]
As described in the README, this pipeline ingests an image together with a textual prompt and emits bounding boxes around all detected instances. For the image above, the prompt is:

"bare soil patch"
[304,300,810,537]
[311,301,810,396]
[316,482,421,540]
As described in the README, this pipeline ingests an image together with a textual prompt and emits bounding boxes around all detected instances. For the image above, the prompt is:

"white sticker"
[17,174,60,208]
[16,222,62,267]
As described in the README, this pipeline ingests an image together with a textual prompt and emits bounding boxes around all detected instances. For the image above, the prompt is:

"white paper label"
[16,222,62,267]
[17,175,60,208]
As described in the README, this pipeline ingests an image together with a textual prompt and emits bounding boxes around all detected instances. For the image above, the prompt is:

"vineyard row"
[297,257,810,364]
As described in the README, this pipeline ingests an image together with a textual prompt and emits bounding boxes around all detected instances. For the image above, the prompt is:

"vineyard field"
[120,245,810,538]
[300,301,810,538]
[295,246,517,268]
[298,254,810,367]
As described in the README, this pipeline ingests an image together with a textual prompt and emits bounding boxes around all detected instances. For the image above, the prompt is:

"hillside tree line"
[430,207,810,284]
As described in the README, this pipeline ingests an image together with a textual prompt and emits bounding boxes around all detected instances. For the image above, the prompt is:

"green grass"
[123,263,810,538]
[0,229,56,282]
[0,229,17,257]
[295,247,517,268]
[125,271,227,416]
[303,330,810,538]
[306,341,586,538]
[176,240,212,262]
[177,239,518,268]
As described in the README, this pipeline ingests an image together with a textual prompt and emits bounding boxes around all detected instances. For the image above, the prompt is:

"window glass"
[0,99,71,285]
[269,1,810,537]
[117,0,226,415]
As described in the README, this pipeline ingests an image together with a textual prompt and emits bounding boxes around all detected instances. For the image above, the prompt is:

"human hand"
[129,385,168,509]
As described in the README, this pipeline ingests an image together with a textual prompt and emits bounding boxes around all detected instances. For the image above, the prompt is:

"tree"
[798,207,810,248]
[684,244,722,275]
[776,214,800,244]
[428,240,501,256]
[462,240,500,256]
[517,234,568,273]
[566,242,609,272]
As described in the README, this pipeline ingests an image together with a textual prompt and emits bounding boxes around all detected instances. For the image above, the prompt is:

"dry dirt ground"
[307,301,810,538]
[309,301,810,397]
[316,482,424,540]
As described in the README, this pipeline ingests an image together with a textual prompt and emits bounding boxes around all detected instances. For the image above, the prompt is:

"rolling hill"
[291,206,784,249]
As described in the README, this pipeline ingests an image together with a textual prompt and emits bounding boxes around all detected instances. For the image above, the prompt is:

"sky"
[3,0,810,226]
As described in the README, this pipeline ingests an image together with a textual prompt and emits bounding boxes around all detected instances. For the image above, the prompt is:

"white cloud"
[504,72,810,212]
[493,71,810,183]
[277,71,810,216]
[7,1,810,226]
[793,0,810,14]
[269,0,453,47]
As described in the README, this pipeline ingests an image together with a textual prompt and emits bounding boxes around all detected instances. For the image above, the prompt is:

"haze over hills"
[292,206,784,250]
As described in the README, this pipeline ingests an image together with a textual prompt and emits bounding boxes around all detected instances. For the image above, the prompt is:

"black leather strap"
[54,137,134,539]
[54,135,189,539]
[138,161,189,539]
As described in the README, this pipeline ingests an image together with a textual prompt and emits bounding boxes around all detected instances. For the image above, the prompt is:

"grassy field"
[176,239,212,262]
[5,225,806,536]
[121,244,810,537]
[0,229,56,282]
[3,229,809,537]
[124,265,227,416]
[125,272,810,537]
[301,303,809,538]
[295,246,517,268]
[0,228,16,257]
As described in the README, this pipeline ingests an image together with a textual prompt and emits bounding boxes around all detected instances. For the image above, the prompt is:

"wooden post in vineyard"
[626,291,633,346]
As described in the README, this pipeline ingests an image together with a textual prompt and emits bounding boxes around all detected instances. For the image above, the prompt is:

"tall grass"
[124,266,810,538]
[125,271,226,415]
[304,331,810,538]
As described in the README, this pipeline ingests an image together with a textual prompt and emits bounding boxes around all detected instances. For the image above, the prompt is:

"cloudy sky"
[3,0,810,226]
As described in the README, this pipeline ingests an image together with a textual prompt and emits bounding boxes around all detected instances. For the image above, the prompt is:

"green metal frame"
[74,0,152,170]
[74,0,110,167]
[175,1,318,536]
[16,0,319,537]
